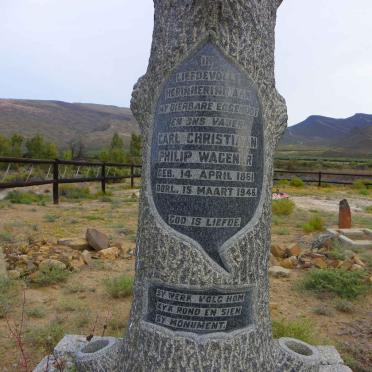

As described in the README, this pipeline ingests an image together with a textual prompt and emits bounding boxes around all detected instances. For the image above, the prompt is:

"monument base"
[33,335,352,372]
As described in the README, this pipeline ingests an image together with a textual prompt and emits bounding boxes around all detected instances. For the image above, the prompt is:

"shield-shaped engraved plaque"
[149,41,264,272]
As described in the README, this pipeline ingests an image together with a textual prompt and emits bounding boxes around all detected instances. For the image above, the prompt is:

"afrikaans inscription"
[146,283,253,335]
[150,41,264,271]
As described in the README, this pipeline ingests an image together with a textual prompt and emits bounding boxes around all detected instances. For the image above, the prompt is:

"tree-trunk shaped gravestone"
[122,1,319,371]
[36,1,349,372]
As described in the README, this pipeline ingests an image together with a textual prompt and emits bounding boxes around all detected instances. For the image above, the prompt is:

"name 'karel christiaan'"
[158,131,258,148]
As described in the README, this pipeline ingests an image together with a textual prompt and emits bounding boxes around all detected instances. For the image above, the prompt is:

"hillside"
[1,99,371,158]
[280,114,372,157]
[0,99,140,152]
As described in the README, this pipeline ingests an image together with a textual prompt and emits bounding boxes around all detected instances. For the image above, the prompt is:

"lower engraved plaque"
[145,282,254,334]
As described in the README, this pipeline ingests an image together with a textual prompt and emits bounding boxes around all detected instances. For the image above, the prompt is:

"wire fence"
[0,157,371,204]
[0,157,142,204]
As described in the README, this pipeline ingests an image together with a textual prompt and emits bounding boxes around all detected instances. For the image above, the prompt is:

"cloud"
[0,0,371,126]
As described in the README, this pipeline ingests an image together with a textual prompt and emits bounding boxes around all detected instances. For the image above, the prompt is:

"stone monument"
[34,1,351,371]
[119,1,349,371]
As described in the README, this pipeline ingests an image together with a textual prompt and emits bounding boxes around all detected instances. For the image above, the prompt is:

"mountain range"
[0,99,371,158]
[280,113,372,157]
[0,99,139,153]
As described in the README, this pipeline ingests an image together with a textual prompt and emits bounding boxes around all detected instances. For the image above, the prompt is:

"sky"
[0,0,371,126]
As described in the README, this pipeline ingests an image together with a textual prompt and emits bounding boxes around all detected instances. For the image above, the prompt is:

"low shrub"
[56,298,83,312]
[0,231,13,243]
[276,179,289,187]
[302,215,324,233]
[104,275,134,298]
[299,268,369,299]
[327,241,347,260]
[272,318,317,344]
[31,267,70,287]
[272,199,295,216]
[334,299,354,313]
[312,305,333,316]
[0,277,18,318]
[5,190,49,205]
[276,227,290,235]
[290,177,305,188]
[60,185,91,200]
[352,180,366,190]
[26,307,46,318]
[25,321,64,352]
[99,195,113,203]
[43,214,60,223]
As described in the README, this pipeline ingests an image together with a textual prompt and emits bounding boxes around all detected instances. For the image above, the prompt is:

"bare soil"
[0,182,371,371]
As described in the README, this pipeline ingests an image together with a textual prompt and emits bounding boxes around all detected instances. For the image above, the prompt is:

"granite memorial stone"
[34,1,351,371]
[119,1,346,371]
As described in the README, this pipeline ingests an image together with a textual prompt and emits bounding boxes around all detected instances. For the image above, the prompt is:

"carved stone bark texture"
[123,1,289,371]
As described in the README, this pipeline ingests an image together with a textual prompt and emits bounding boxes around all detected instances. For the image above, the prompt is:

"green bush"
[290,177,305,187]
[60,185,91,200]
[25,321,64,352]
[352,180,366,190]
[26,307,46,318]
[43,214,60,223]
[5,190,49,205]
[299,269,369,299]
[0,231,13,243]
[276,227,290,235]
[272,199,295,216]
[272,318,317,344]
[276,179,289,187]
[0,277,18,318]
[327,241,347,260]
[334,299,354,313]
[104,275,134,298]
[31,267,70,287]
[302,215,324,233]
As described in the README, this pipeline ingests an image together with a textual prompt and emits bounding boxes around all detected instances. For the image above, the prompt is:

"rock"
[271,244,286,258]
[81,250,92,265]
[98,247,120,260]
[311,232,337,250]
[286,244,302,257]
[280,256,298,269]
[39,259,66,272]
[350,264,363,271]
[338,260,353,271]
[8,269,21,279]
[269,253,279,267]
[339,199,351,229]
[312,257,328,269]
[269,266,291,278]
[70,257,86,271]
[351,255,365,267]
[86,229,109,251]
[29,271,42,283]
[57,238,90,251]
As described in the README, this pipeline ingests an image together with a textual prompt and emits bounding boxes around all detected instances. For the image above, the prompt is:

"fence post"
[101,163,106,194]
[130,165,134,188]
[53,159,59,204]
[318,171,322,187]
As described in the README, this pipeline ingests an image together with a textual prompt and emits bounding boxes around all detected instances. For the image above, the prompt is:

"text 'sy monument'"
[34,1,350,371]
